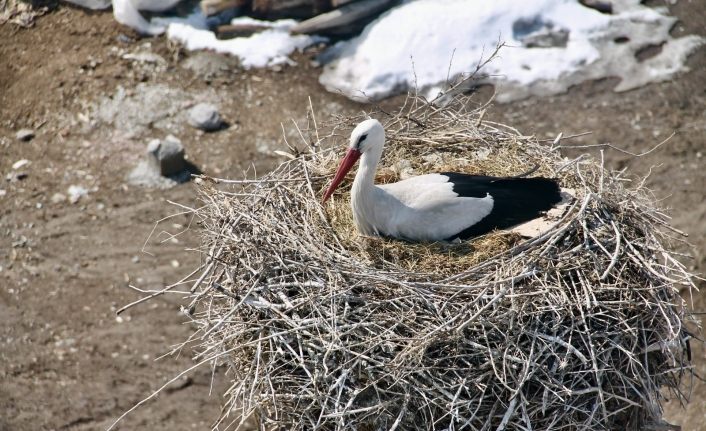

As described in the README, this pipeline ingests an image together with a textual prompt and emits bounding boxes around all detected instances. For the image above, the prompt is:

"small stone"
[15,129,35,142]
[187,103,223,131]
[51,193,67,204]
[6,172,28,182]
[12,236,28,248]
[67,185,88,204]
[146,135,187,177]
[12,159,30,170]
[131,255,140,263]
[165,376,192,393]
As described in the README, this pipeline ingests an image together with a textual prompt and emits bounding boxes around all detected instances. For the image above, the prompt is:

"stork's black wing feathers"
[439,173,562,239]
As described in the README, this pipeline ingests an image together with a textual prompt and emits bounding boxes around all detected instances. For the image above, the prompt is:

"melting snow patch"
[319,0,704,102]
[166,15,323,68]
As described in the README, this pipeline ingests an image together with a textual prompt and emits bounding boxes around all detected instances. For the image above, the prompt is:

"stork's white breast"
[375,174,495,241]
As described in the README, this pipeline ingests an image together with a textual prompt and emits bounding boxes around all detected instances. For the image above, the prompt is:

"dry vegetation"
[117,92,698,431]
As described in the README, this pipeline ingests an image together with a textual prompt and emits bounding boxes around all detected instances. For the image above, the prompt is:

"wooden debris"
[201,0,249,17]
[216,22,271,39]
[251,0,331,19]
[579,0,612,14]
[291,0,396,35]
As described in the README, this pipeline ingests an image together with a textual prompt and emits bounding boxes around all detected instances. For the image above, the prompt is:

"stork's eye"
[357,134,368,146]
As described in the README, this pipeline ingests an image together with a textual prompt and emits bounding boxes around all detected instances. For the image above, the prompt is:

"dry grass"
[116,91,698,431]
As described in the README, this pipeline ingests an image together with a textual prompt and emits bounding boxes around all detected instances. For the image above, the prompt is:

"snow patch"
[319,0,704,102]
[166,15,323,68]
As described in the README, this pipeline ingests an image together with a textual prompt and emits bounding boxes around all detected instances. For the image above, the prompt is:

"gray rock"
[127,160,176,189]
[15,129,35,142]
[127,136,194,188]
[61,0,111,10]
[182,52,235,79]
[146,135,187,177]
[187,103,223,131]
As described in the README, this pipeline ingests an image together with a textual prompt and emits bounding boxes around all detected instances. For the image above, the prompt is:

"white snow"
[319,0,704,102]
[167,17,322,68]
[112,0,180,35]
[112,0,322,67]
[110,0,703,101]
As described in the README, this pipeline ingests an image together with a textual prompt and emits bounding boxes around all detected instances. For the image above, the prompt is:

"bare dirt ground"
[0,2,704,430]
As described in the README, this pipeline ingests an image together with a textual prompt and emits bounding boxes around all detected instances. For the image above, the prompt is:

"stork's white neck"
[350,145,384,236]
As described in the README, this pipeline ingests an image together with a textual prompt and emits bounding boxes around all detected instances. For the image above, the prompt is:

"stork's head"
[349,119,385,154]
[322,119,385,203]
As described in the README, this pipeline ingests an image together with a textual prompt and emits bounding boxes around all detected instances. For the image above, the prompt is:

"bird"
[322,119,562,242]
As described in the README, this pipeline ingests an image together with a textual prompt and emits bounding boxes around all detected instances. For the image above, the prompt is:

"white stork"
[322,119,562,242]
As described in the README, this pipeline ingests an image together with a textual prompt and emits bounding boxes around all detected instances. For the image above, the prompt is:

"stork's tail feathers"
[441,173,562,239]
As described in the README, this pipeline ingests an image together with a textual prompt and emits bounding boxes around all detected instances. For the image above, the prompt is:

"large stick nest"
[183,95,696,430]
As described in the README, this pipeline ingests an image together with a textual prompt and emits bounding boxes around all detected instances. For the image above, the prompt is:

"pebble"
[67,185,88,204]
[146,135,187,177]
[15,129,35,142]
[6,172,28,181]
[51,193,67,204]
[12,159,30,170]
[187,103,223,131]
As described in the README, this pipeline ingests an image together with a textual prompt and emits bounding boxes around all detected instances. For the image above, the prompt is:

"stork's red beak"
[322,148,361,203]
